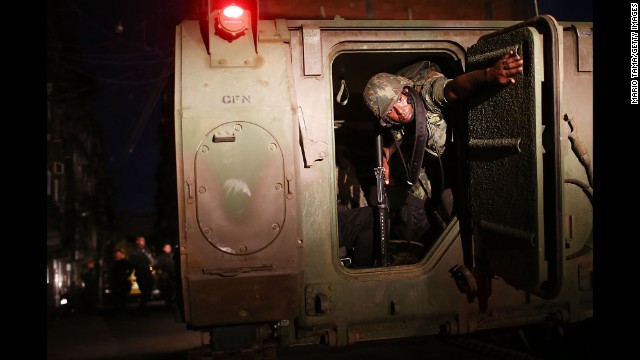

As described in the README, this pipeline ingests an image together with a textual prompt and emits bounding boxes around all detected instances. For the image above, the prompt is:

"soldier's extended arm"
[443,50,523,102]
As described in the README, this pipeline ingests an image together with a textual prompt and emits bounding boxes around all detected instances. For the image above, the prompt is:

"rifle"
[375,134,390,266]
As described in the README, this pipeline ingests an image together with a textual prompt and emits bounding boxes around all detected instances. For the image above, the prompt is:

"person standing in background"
[156,243,177,311]
[110,248,133,313]
[80,260,99,313]
[129,235,156,313]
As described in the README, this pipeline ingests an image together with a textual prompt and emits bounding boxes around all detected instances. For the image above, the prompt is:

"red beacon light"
[223,5,243,18]
[214,4,250,41]
[208,0,258,66]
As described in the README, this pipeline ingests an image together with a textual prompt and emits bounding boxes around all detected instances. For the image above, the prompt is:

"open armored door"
[464,16,563,296]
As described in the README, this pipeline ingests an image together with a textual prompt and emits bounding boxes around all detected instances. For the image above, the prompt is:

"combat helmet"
[362,73,413,127]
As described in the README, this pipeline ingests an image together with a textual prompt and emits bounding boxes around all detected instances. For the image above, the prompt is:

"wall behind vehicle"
[194,0,591,22]
[258,0,531,20]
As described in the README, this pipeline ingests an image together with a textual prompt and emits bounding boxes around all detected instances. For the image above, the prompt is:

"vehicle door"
[462,15,565,297]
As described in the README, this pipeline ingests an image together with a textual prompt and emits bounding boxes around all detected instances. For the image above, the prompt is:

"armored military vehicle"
[173,0,593,357]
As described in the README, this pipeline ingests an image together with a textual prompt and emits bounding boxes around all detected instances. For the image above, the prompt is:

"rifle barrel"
[375,134,389,266]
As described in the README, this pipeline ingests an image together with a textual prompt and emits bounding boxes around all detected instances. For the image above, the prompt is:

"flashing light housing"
[215,4,250,41]
[208,0,259,66]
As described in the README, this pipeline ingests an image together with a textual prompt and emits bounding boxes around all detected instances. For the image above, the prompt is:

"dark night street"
[47,301,202,360]
[47,300,594,360]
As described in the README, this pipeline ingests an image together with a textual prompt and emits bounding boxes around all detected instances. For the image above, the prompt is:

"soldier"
[362,50,523,246]
[130,235,156,313]
[156,243,177,311]
[110,248,133,313]
[80,260,99,313]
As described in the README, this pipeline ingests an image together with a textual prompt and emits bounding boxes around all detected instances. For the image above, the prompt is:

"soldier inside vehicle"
[333,50,523,268]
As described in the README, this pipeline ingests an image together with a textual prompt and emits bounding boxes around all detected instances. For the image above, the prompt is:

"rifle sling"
[391,88,428,187]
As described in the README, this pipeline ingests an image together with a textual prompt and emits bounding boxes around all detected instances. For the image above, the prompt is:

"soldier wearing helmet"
[363,50,523,180]
[362,50,523,245]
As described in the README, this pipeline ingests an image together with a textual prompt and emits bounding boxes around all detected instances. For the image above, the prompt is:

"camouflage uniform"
[362,69,452,200]
[363,70,451,157]
[362,68,454,243]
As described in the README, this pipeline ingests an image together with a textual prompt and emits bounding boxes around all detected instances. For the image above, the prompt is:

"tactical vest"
[392,61,450,201]
[395,60,448,158]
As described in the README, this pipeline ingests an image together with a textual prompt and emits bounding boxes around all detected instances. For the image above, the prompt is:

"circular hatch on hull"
[195,122,286,255]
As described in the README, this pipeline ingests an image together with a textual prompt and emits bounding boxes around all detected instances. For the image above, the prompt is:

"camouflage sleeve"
[419,73,453,114]
[419,72,450,158]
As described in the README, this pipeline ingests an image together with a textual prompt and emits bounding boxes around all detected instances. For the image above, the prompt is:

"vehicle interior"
[331,50,467,269]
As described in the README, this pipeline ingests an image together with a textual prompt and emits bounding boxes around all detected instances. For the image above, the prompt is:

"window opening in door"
[332,50,463,269]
